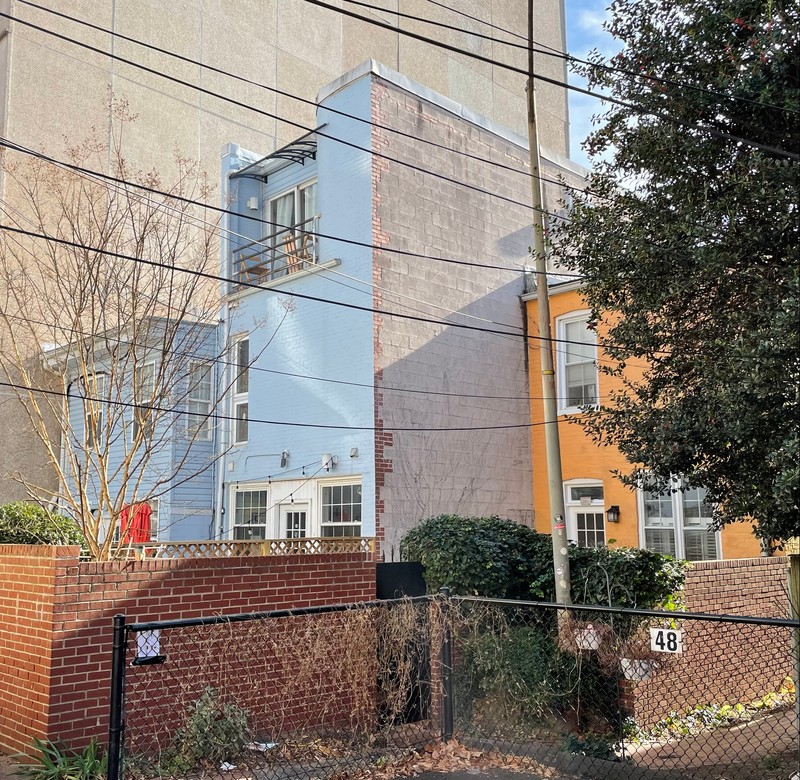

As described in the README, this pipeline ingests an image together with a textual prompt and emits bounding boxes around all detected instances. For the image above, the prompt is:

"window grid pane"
[233,490,268,540]
[321,483,362,536]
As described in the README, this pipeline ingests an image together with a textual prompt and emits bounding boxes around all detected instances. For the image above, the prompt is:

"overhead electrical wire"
[407,0,798,116]
[0,8,578,216]
[15,0,593,197]
[0,135,584,282]
[0,379,603,432]
[298,0,799,159]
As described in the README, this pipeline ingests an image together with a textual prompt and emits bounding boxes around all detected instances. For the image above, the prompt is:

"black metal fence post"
[107,614,127,780]
[439,587,454,742]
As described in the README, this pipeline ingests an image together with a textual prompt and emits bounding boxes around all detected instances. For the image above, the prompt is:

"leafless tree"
[0,101,240,559]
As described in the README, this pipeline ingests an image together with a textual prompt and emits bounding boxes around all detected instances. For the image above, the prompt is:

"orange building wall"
[526,287,761,559]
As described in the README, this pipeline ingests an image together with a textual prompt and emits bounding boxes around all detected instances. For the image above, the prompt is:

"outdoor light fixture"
[606,505,620,523]
[280,450,289,468]
[322,453,338,471]
[350,447,358,458]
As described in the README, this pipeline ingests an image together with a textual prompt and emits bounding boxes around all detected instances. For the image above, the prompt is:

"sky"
[564,0,620,169]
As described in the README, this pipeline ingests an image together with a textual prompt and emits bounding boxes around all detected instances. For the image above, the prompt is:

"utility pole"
[526,0,571,607]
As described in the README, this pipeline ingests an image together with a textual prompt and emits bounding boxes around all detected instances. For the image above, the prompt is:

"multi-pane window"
[267,181,318,273]
[320,483,362,537]
[233,339,249,444]
[233,489,269,540]
[85,373,106,448]
[132,362,156,441]
[641,479,719,561]
[187,362,212,440]
[557,313,598,412]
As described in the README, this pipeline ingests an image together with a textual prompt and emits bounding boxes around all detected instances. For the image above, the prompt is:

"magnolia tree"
[553,1,799,541]
[0,106,247,559]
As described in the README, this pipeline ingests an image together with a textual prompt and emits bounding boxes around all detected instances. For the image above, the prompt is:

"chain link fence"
[109,595,798,780]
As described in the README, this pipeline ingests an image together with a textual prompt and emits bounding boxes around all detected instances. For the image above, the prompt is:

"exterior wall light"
[606,505,620,523]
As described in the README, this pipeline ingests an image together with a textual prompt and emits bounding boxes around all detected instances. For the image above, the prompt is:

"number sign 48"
[650,627,683,654]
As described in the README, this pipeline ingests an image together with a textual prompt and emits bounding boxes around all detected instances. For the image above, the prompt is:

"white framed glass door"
[281,504,308,539]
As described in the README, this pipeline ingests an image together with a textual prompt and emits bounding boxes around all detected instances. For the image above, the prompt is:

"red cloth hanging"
[120,502,152,544]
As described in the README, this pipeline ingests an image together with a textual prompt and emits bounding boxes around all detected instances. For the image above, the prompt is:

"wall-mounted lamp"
[246,196,259,211]
[350,447,358,459]
[280,450,289,468]
[322,453,338,471]
[606,505,620,523]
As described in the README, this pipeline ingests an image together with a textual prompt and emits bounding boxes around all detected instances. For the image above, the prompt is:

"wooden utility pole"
[526,0,571,606]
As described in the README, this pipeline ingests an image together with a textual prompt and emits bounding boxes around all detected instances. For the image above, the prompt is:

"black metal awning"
[230,126,326,182]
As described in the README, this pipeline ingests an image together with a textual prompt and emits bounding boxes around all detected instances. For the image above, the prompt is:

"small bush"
[14,738,106,780]
[162,687,249,774]
[0,502,86,548]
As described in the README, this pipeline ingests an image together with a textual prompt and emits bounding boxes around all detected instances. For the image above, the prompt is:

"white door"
[280,504,308,539]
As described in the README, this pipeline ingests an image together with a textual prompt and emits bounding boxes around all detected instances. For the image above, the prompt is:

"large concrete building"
[0,0,570,503]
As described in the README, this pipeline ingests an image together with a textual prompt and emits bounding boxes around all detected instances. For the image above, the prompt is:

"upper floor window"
[85,373,106,448]
[233,338,249,444]
[640,478,719,561]
[187,362,212,440]
[132,361,156,442]
[556,312,598,414]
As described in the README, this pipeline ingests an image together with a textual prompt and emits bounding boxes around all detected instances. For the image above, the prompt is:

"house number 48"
[650,627,683,653]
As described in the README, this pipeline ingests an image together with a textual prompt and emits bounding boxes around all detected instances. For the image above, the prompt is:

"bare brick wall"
[629,556,792,725]
[0,546,376,754]
[683,556,788,617]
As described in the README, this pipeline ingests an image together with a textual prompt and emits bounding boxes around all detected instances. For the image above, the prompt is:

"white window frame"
[318,478,362,538]
[266,179,317,230]
[132,361,156,442]
[563,479,606,548]
[187,361,213,441]
[85,372,106,448]
[556,310,599,415]
[638,477,722,561]
[230,484,272,541]
[232,338,249,445]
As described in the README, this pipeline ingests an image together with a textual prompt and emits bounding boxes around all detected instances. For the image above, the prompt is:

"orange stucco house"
[524,280,762,561]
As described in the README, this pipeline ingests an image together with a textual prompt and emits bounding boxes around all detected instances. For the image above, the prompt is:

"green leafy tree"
[554,0,799,541]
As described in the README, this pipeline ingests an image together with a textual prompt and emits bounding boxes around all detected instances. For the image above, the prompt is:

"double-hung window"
[232,338,249,444]
[556,312,599,413]
[85,373,106,448]
[132,362,156,441]
[320,482,362,537]
[187,362,212,440]
[640,478,719,561]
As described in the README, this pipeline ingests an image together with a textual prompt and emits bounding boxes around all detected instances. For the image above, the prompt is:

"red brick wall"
[628,556,791,726]
[0,546,376,754]
[683,556,788,617]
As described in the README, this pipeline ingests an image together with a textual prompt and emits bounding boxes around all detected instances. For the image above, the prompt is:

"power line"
[16,0,598,199]
[0,223,614,352]
[298,0,799,159]
[1,310,616,403]
[0,9,578,216]
[0,379,601,432]
[415,0,797,116]
[0,136,581,280]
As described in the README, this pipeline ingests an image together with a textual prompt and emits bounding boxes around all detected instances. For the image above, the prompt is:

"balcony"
[234,215,320,287]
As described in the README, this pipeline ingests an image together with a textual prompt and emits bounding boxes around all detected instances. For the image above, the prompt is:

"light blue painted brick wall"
[221,73,376,536]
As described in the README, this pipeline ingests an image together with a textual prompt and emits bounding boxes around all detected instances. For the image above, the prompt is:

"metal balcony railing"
[233,215,320,286]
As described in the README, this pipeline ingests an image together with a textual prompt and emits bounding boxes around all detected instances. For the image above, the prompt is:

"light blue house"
[212,62,585,559]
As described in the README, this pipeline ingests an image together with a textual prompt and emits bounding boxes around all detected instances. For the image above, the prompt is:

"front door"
[280,504,308,538]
